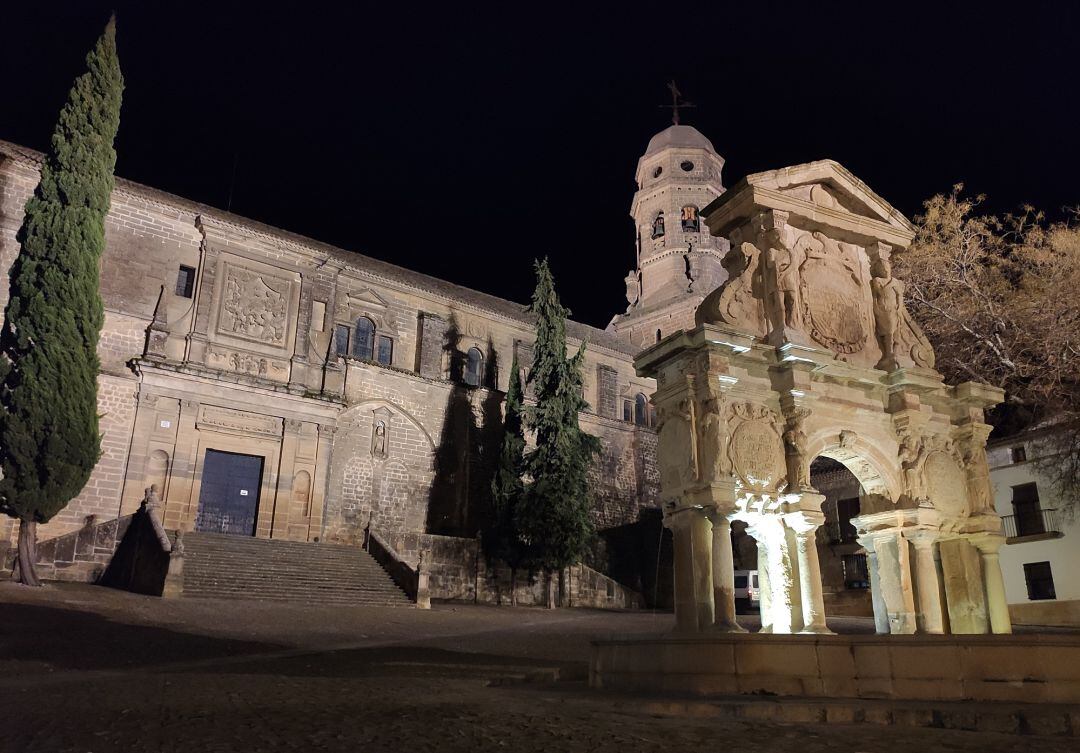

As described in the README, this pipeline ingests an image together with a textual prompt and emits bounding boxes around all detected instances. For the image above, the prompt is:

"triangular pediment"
[346,288,389,308]
[742,160,914,234]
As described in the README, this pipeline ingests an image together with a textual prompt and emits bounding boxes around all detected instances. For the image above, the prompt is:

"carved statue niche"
[370,407,392,459]
[656,397,697,495]
[869,244,935,370]
[959,430,994,513]
[782,407,812,493]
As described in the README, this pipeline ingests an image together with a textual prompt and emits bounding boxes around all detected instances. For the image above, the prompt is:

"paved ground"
[0,582,1075,752]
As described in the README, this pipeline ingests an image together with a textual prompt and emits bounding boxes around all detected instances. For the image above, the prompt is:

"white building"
[988,429,1080,627]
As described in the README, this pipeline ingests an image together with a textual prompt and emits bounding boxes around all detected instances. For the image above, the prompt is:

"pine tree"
[486,354,528,604]
[518,258,600,608]
[0,18,123,586]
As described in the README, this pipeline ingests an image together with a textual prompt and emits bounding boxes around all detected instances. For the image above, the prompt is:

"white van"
[734,570,760,612]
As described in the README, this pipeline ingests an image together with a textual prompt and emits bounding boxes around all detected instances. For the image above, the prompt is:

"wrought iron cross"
[659,80,695,125]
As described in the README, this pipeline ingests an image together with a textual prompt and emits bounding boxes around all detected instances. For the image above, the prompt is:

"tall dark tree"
[518,258,600,607]
[0,18,123,586]
[486,353,527,604]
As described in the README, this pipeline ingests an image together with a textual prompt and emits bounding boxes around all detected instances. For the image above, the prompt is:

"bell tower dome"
[608,123,729,349]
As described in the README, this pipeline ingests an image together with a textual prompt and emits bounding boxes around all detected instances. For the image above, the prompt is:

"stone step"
[176,531,411,606]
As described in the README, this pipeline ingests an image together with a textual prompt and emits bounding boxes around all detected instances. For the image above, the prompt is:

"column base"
[798,625,834,635]
[712,620,748,634]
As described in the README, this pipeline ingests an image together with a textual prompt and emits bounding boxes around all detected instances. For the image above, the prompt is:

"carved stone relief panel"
[217,263,294,347]
[728,403,785,491]
[924,451,969,517]
[196,405,284,439]
[206,346,290,382]
[656,400,695,497]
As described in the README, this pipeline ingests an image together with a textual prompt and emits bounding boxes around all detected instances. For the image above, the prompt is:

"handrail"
[1002,508,1061,539]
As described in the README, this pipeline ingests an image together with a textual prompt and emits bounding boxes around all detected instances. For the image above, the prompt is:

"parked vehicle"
[734,569,759,612]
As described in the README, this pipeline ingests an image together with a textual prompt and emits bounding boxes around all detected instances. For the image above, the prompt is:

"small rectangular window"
[1011,446,1027,463]
[376,335,393,366]
[175,265,196,298]
[333,324,349,357]
[1024,561,1056,601]
[311,301,326,332]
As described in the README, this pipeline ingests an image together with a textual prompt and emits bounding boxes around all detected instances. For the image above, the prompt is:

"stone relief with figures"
[218,265,292,347]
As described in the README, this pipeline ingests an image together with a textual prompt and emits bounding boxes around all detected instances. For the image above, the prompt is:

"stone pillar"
[710,514,744,632]
[756,515,801,634]
[864,545,890,635]
[874,532,917,634]
[787,509,831,634]
[906,531,946,634]
[668,506,715,633]
[973,535,1012,635]
[751,530,774,633]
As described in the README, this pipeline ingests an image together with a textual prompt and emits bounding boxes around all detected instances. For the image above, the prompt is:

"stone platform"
[590,632,1080,704]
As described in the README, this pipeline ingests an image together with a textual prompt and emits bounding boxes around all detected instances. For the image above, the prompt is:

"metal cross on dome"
[659,80,696,126]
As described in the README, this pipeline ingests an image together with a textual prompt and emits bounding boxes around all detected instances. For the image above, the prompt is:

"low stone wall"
[1010,599,1080,628]
[2,514,133,583]
[591,633,1080,704]
[390,531,643,609]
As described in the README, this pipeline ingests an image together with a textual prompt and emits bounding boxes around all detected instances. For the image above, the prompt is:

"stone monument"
[638,160,1009,637]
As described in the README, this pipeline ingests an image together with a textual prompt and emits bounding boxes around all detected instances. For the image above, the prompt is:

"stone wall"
[2,512,133,583]
[391,532,643,609]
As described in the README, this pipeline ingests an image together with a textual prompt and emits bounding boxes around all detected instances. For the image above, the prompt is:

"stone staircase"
[179,532,413,607]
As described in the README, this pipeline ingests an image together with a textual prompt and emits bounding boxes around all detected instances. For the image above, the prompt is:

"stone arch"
[340,399,436,459]
[804,428,901,502]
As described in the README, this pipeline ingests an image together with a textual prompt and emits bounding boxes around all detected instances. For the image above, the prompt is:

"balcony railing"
[1002,508,1062,540]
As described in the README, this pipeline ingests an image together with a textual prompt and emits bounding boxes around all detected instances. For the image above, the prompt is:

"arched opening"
[634,392,650,427]
[681,205,700,232]
[655,328,662,343]
[464,346,483,387]
[352,316,375,360]
[810,457,873,618]
[651,211,665,238]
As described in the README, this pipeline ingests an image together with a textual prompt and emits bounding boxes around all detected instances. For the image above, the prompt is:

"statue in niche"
[898,431,930,501]
[371,420,388,459]
[695,380,730,482]
[782,407,812,492]
[763,228,825,343]
[961,442,993,512]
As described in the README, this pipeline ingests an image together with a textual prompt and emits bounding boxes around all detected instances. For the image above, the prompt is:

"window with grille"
[333,324,349,357]
[1024,561,1056,600]
[175,265,196,298]
[376,335,393,366]
[352,317,375,360]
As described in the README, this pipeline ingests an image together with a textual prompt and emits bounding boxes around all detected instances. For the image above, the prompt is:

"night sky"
[3,3,1078,329]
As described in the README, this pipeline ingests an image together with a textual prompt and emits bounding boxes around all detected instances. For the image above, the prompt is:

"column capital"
[663,503,713,532]
[784,509,825,535]
[903,529,939,550]
[970,533,1005,555]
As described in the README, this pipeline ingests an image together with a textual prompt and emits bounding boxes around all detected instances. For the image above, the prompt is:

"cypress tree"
[519,258,600,608]
[0,18,123,586]
[487,354,527,604]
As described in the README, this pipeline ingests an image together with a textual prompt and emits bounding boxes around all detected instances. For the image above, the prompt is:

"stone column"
[751,528,774,633]
[863,545,890,635]
[873,532,917,634]
[973,535,1012,634]
[787,509,832,634]
[668,506,715,633]
[906,531,946,634]
[756,515,801,634]
[710,514,744,632]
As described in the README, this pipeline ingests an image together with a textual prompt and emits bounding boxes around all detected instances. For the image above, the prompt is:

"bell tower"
[608,123,728,349]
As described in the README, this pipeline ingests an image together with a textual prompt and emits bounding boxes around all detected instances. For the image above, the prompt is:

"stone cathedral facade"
[0,125,731,581]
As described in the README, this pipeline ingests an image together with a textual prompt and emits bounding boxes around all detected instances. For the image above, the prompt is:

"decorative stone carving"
[798,232,868,354]
[696,241,767,335]
[782,407,812,492]
[657,400,696,495]
[839,429,858,449]
[925,451,969,516]
[206,346,290,382]
[869,245,935,370]
[898,431,930,501]
[218,265,291,346]
[730,407,784,490]
[196,405,283,438]
[372,421,388,458]
[694,375,730,483]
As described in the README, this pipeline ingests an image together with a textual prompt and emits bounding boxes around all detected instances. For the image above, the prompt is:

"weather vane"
[659,80,695,125]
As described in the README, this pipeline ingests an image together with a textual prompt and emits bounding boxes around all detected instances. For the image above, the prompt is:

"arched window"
[651,211,665,239]
[352,317,375,360]
[634,393,649,427]
[464,347,484,387]
[681,205,699,232]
